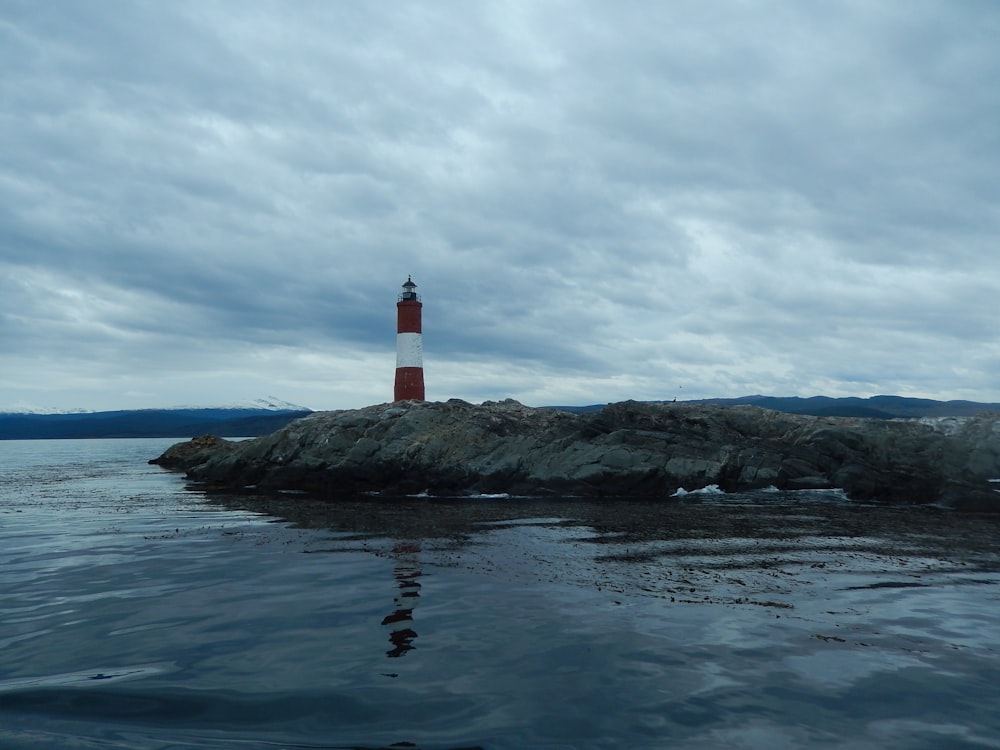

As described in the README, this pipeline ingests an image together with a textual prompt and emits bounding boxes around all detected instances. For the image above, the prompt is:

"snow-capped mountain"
[159,397,312,413]
[0,404,94,415]
[0,396,311,416]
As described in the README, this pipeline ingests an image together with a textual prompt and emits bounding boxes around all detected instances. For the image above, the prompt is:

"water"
[1,439,999,749]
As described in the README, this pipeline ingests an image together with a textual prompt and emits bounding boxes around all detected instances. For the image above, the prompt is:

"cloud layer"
[2,1,999,410]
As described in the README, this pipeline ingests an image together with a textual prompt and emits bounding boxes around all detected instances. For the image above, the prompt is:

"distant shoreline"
[0,409,311,440]
[6,394,1000,440]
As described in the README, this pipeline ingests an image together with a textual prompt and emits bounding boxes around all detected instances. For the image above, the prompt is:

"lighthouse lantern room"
[394,276,425,401]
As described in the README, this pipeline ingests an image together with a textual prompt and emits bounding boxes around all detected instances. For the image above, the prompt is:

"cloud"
[1,1,999,411]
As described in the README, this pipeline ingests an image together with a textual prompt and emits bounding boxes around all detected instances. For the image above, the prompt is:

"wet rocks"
[149,434,241,470]
[150,399,1000,508]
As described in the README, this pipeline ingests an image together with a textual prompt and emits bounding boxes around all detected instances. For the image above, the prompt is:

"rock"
[148,434,240,470]
[150,400,1000,509]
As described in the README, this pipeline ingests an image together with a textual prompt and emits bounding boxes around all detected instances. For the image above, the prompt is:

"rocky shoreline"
[150,399,1000,510]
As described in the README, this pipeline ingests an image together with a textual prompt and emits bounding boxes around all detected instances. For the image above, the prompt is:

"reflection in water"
[382,542,422,658]
[202,492,1000,661]
[5,442,1000,749]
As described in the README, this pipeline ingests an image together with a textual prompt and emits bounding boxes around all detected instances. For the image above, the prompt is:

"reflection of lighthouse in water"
[382,542,422,658]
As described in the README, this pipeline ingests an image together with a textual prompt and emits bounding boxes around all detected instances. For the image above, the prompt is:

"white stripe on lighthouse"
[396,332,423,368]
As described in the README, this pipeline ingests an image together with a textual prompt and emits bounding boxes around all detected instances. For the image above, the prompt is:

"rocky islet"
[151,399,1000,510]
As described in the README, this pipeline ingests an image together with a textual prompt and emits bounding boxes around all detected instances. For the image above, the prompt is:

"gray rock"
[150,400,1000,509]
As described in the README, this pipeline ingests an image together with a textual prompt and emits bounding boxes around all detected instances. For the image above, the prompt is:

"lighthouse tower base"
[394,366,425,401]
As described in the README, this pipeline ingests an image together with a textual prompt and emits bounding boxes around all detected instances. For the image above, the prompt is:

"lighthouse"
[394,276,425,401]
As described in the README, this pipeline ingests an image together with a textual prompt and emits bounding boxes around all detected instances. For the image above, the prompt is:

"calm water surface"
[1,438,999,749]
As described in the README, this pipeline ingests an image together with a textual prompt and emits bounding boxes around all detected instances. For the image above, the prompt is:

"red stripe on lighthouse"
[394,366,424,401]
[397,303,421,334]
[394,276,425,402]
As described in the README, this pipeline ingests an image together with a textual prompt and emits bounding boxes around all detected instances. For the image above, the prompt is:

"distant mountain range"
[0,398,312,440]
[549,395,1000,419]
[5,394,998,440]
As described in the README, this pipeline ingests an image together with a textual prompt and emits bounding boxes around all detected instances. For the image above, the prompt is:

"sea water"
[1,438,999,749]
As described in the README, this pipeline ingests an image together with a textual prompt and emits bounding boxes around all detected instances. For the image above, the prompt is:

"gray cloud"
[2,0,998,411]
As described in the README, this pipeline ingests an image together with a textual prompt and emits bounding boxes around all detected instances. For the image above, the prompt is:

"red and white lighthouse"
[394,275,425,401]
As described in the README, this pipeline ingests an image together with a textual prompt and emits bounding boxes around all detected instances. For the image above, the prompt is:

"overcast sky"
[2,1,998,412]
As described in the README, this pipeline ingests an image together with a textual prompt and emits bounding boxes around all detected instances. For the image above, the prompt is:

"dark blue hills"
[6,395,997,440]
[548,395,1000,419]
[0,407,312,440]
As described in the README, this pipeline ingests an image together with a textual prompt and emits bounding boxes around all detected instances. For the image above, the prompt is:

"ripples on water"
[1,438,999,749]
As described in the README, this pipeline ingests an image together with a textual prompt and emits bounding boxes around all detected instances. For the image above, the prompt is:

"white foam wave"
[672,484,725,497]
